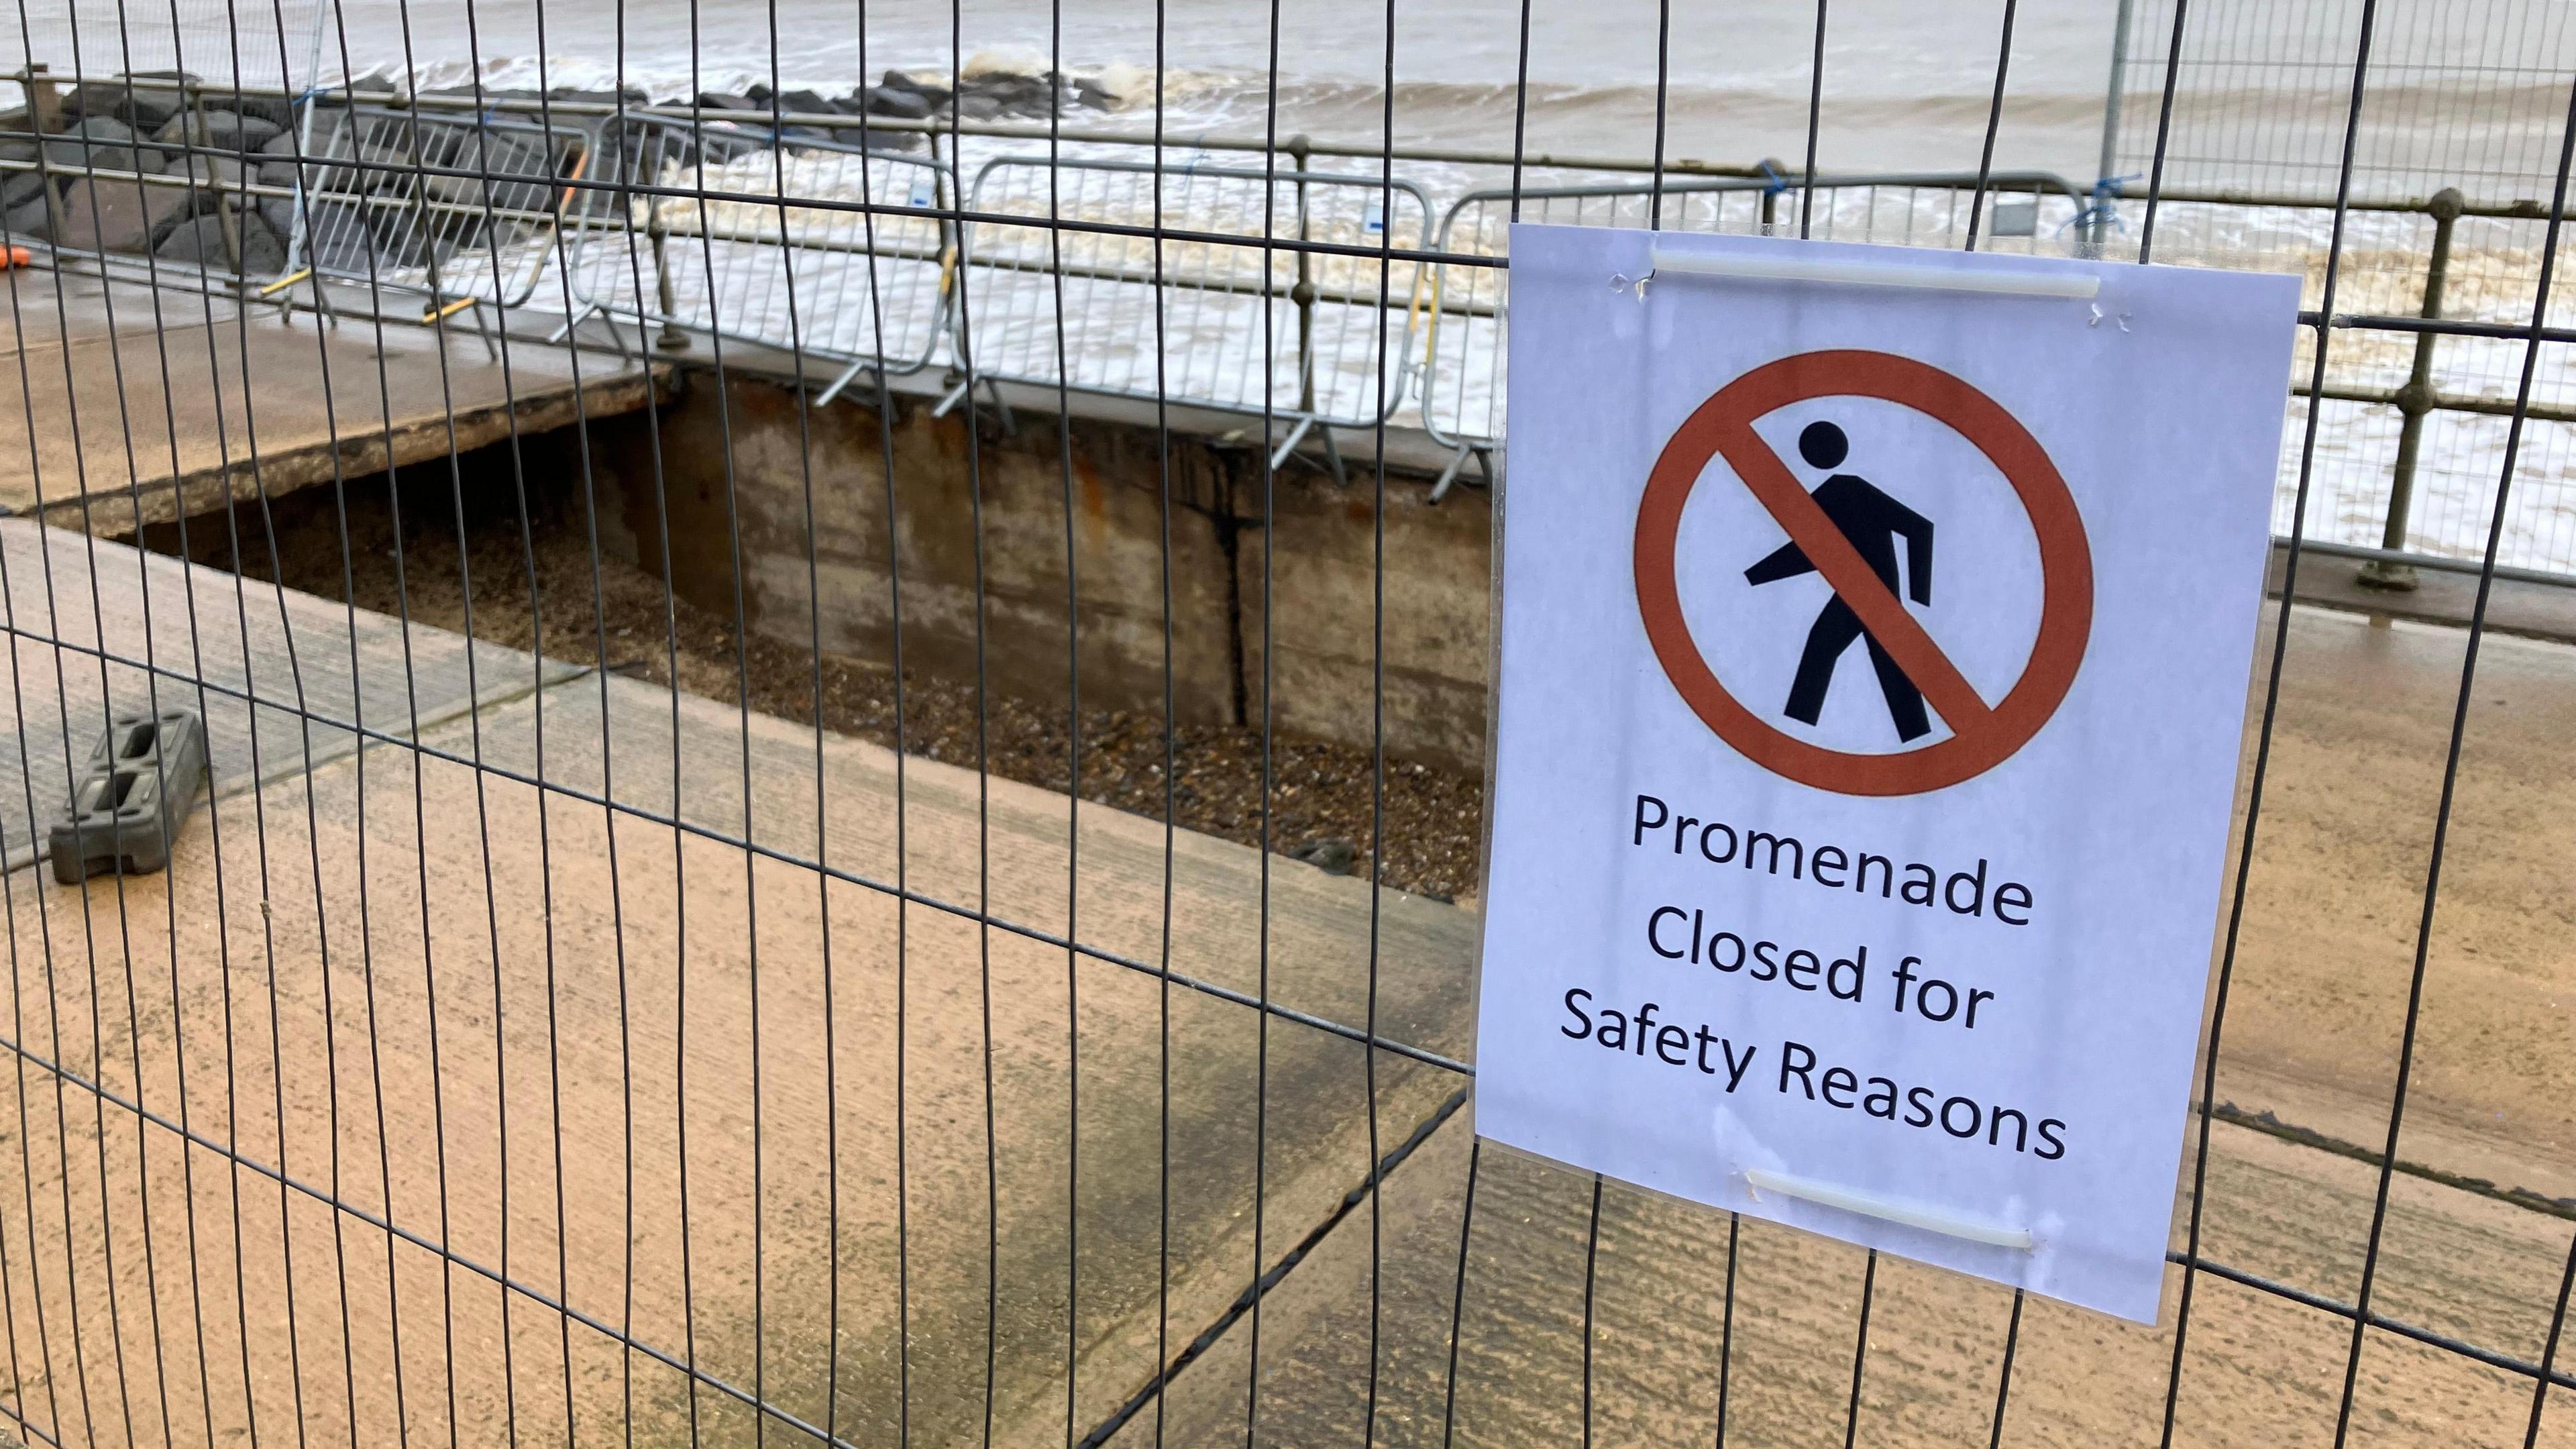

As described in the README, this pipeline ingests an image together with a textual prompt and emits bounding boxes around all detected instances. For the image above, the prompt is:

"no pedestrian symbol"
[1633,349,2096,797]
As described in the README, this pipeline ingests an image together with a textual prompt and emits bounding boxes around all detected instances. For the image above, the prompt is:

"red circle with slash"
[1634,349,2094,797]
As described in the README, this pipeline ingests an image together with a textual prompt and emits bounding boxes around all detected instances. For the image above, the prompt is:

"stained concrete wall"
[589,370,1497,771]
[1238,467,1495,773]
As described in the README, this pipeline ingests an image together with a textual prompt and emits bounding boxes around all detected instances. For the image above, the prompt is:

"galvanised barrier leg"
[648,193,689,352]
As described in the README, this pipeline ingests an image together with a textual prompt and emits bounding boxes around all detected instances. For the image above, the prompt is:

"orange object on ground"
[0,247,30,270]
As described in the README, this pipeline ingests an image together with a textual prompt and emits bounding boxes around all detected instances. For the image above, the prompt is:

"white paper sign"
[1476,226,2302,1323]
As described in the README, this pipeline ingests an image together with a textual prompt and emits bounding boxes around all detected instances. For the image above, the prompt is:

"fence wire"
[0,0,2563,1447]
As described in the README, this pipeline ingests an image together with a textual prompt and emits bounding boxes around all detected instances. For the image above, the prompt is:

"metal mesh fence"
[563,113,953,379]
[0,1,2564,1447]
[2106,0,2576,207]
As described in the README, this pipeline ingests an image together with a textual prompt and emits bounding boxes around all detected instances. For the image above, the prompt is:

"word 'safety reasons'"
[1475,226,2300,1322]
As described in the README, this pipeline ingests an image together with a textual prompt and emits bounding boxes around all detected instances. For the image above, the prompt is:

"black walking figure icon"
[1743,421,1937,741]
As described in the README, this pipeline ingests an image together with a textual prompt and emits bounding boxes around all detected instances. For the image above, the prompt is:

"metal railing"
[558,111,955,390]
[0,73,586,341]
[9,73,2576,590]
[289,105,586,321]
[955,153,1433,472]
[1415,170,2094,496]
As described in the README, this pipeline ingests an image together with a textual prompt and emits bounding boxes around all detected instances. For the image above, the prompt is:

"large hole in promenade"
[126,376,1489,900]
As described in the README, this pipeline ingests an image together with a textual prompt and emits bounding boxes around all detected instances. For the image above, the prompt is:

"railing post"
[196,82,248,283]
[648,193,688,350]
[1289,133,1316,416]
[2092,0,2137,254]
[2357,185,2463,593]
[27,64,66,246]
[24,63,57,133]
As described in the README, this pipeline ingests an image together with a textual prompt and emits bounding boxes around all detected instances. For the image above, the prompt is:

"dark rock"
[549,84,648,103]
[423,130,550,211]
[155,209,286,275]
[881,70,951,109]
[80,75,188,131]
[744,82,773,103]
[971,73,1050,110]
[0,168,50,211]
[419,84,540,103]
[304,210,383,273]
[694,92,761,113]
[215,94,298,130]
[123,154,240,239]
[151,109,280,154]
[254,137,314,193]
[2,195,50,242]
[53,116,136,148]
[304,139,372,195]
[370,211,456,270]
[43,119,160,182]
[146,191,209,250]
[56,172,191,253]
[1291,837,1358,875]
[64,82,133,121]
[315,140,419,195]
[862,85,934,121]
[256,193,298,241]
[262,154,330,200]
[685,126,769,166]
[775,89,832,117]
[951,93,1004,121]
[274,121,403,194]
[175,152,247,198]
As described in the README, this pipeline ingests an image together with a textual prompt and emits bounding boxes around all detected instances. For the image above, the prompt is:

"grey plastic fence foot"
[48,708,209,885]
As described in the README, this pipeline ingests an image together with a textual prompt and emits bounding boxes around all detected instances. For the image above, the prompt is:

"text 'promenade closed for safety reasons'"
[1475,228,2302,1324]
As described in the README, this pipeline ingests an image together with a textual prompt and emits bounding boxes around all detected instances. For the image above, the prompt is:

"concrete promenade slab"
[0,531,2573,1447]
[0,529,1478,1449]
[0,269,663,537]
[0,517,582,873]
[1133,599,2576,1448]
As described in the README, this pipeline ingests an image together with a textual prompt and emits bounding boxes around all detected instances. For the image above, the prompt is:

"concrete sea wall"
[588,370,1497,771]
